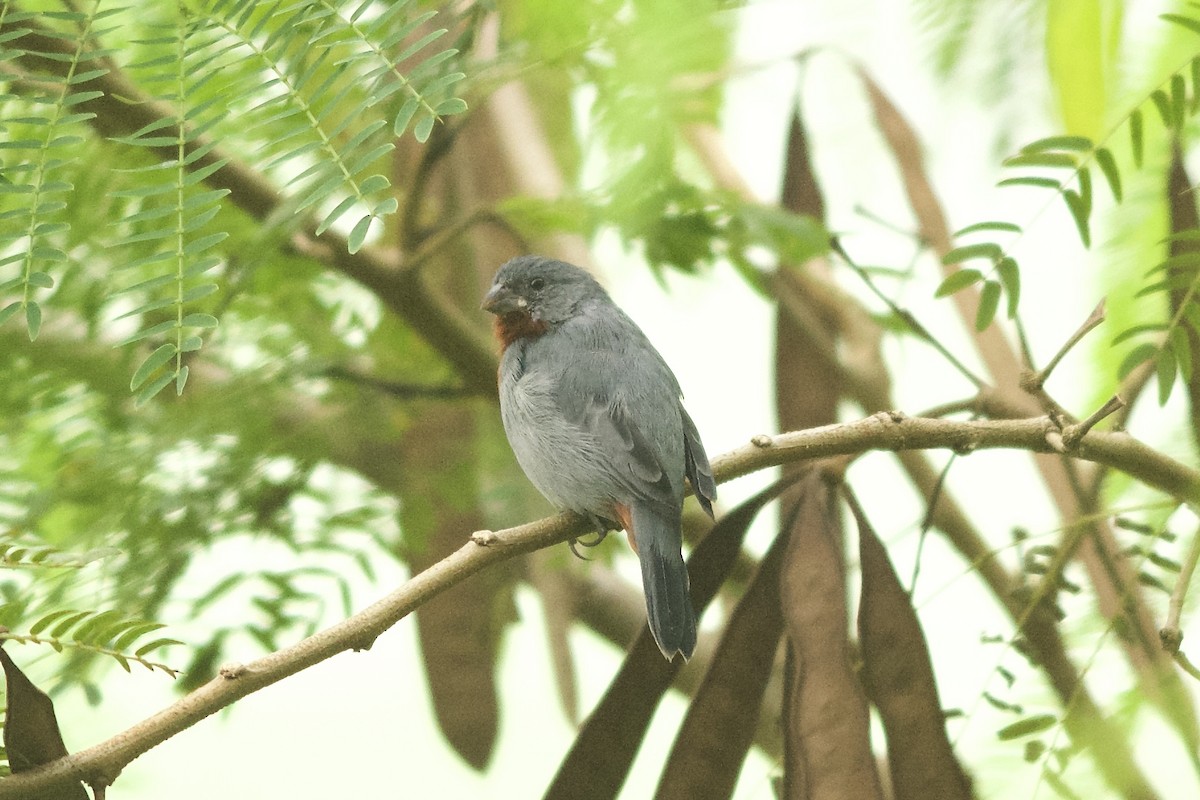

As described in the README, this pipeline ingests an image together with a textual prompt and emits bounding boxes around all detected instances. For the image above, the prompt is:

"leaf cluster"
[935,12,1200,403]
[0,0,469,402]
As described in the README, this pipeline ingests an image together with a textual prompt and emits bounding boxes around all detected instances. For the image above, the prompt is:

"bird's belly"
[500,375,615,516]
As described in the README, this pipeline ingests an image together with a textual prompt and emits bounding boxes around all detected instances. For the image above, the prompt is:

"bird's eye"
[529,277,545,291]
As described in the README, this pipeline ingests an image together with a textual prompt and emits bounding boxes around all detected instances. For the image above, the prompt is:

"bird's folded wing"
[554,354,677,515]
[680,406,716,517]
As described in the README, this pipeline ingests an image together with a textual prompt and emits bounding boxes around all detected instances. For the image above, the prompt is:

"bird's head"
[482,256,605,341]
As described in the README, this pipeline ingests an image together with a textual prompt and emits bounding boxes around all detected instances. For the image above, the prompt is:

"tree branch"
[2,412,1197,798]
[1162,521,1200,657]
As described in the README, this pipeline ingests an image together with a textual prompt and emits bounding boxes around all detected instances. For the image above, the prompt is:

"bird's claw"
[567,527,609,560]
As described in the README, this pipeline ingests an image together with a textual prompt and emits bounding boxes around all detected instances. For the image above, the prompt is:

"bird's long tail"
[630,503,697,661]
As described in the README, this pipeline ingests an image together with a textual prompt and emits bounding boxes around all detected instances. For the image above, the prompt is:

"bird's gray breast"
[499,340,615,515]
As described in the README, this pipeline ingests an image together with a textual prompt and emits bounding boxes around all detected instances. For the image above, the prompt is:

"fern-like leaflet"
[0,607,180,676]
[204,0,467,252]
[0,1,117,339]
[109,12,230,403]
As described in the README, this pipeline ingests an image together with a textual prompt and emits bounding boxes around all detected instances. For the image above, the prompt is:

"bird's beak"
[481,284,526,315]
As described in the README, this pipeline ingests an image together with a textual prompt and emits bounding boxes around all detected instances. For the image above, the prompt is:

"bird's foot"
[567,518,611,560]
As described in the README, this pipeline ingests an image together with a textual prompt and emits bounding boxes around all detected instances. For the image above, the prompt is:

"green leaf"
[373,197,399,217]
[998,176,1061,190]
[110,622,166,653]
[316,195,361,235]
[1063,190,1090,247]
[1020,135,1093,152]
[29,609,78,636]
[131,343,178,391]
[1170,326,1194,383]
[50,610,92,638]
[0,301,22,326]
[181,313,219,329]
[976,280,1001,330]
[184,232,228,256]
[1112,324,1166,346]
[1144,251,1200,276]
[435,97,467,116]
[953,221,1021,237]
[413,114,436,143]
[118,319,177,347]
[1136,278,1182,298]
[184,256,222,279]
[1152,89,1175,129]
[114,297,178,321]
[942,243,1002,264]
[422,71,466,101]
[347,214,373,254]
[135,372,175,406]
[1076,166,1092,215]
[395,28,448,63]
[1118,343,1157,379]
[181,283,219,303]
[1131,109,1144,168]
[26,271,54,288]
[1002,152,1077,169]
[70,609,126,644]
[1192,57,1200,114]
[176,364,190,395]
[1163,13,1200,38]
[393,96,420,137]
[1171,73,1188,126]
[25,300,41,340]
[935,268,984,297]
[996,257,1020,318]
[1186,305,1200,338]
[1157,347,1178,404]
[982,691,1023,713]
[735,205,829,266]
[359,174,391,195]
[134,637,184,657]
[1094,147,1122,202]
[997,714,1057,741]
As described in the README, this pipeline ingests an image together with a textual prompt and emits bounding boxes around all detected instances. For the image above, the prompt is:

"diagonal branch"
[1,413,1196,798]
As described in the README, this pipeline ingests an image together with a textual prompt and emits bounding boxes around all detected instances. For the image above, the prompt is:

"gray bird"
[482,255,716,660]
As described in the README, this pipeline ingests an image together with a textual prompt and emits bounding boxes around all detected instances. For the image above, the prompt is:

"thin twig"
[832,239,986,389]
[1014,316,1038,374]
[399,208,527,277]
[1018,300,1106,430]
[1175,651,1200,681]
[1163,521,1200,652]
[1031,299,1107,389]
[1062,396,1126,449]
[910,452,957,593]
[399,120,460,252]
